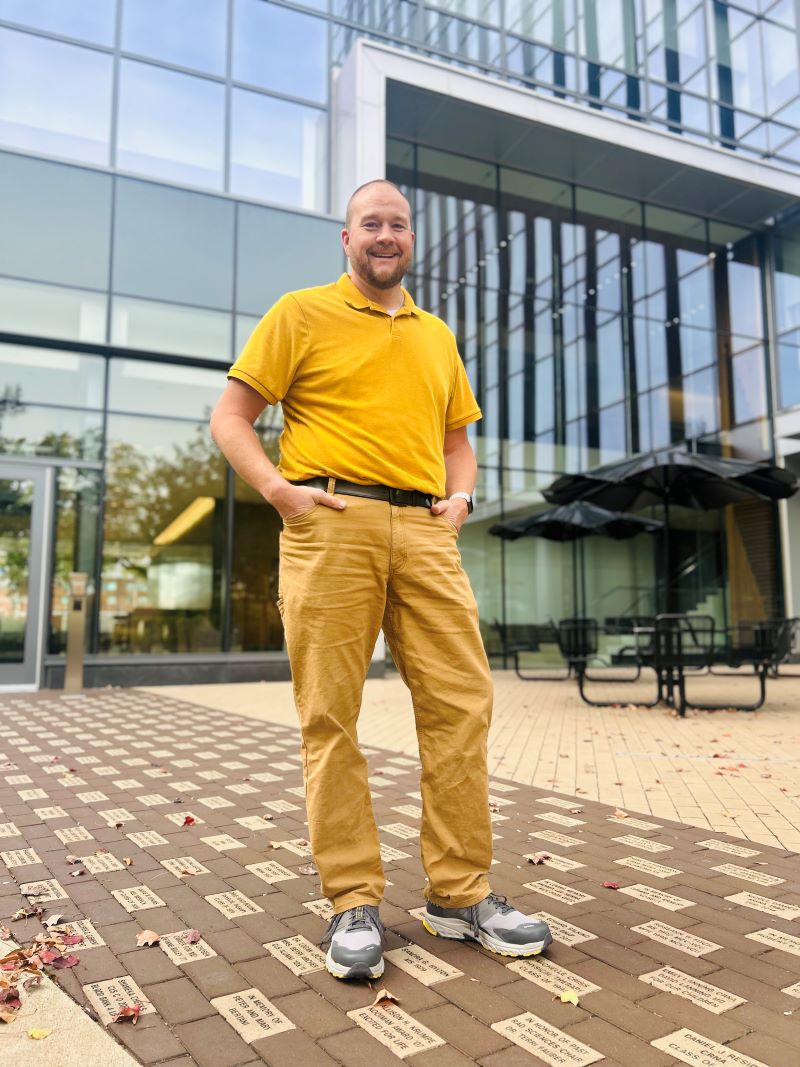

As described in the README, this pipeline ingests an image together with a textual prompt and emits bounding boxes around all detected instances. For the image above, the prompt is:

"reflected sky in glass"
[233,0,328,103]
[0,0,115,44]
[117,60,225,189]
[0,29,111,164]
[230,88,326,210]
[121,0,227,75]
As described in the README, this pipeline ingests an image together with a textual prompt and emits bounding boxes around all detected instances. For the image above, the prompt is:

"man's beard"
[351,246,411,289]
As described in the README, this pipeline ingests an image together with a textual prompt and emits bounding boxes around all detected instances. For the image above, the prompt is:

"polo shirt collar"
[336,273,418,317]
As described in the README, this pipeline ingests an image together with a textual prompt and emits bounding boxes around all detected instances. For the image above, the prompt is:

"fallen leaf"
[113,1004,141,1025]
[39,949,61,964]
[612,809,628,819]
[94,848,109,856]
[70,870,85,878]
[59,934,83,947]
[527,852,551,865]
[554,988,580,1006]
[371,988,399,1008]
[0,926,9,940]
[42,915,64,928]
[114,822,123,830]
[51,954,79,969]
[178,869,196,877]
[136,930,160,948]
[182,816,195,827]
[298,863,317,875]
[0,1005,19,1024]
[601,881,620,890]
[569,808,583,814]
[22,975,42,992]
[12,906,44,920]
[65,855,82,865]
[28,1028,51,1040]
[122,858,133,867]
[184,930,201,944]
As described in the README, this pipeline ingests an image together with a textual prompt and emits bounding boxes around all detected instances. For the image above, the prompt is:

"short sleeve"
[228,293,308,405]
[445,335,481,432]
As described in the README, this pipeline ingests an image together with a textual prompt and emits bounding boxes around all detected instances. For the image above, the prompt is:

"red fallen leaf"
[135,930,160,948]
[185,930,201,944]
[182,816,196,827]
[0,988,21,1006]
[178,869,195,878]
[612,809,628,819]
[113,1004,141,1025]
[39,949,61,964]
[527,852,551,865]
[22,974,42,991]
[60,934,83,947]
[738,763,746,768]
[602,881,620,890]
[51,954,79,969]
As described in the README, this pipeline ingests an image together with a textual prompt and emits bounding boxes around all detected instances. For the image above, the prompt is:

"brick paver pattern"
[1,689,799,1067]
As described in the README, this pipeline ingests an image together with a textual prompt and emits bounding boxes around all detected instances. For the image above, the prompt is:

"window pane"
[111,296,231,361]
[0,29,112,164]
[0,278,107,344]
[117,60,224,189]
[230,89,326,211]
[113,179,234,308]
[778,341,800,409]
[121,0,227,74]
[234,0,328,102]
[0,152,111,290]
[732,345,767,424]
[0,404,103,460]
[0,0,115,44]
[236,203,343,314]
[762,22,800,113]
[101,416,226,655]
[230,475,284,651]
[50,467,101,655]
[108,360,226,419]
[0,344,106,408]
[683,367,718,437]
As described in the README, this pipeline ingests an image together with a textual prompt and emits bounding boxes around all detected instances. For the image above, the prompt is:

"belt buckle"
[389,488,407,507]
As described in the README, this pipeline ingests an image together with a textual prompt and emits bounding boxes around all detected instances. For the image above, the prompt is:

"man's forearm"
[444,440,477,497]
[210,412,284,501]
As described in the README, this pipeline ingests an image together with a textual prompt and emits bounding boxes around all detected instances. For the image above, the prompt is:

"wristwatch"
[449,491,474,514]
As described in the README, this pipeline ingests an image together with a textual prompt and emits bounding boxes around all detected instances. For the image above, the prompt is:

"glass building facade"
[0,1,798,686]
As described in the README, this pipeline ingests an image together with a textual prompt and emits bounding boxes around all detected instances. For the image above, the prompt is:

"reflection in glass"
[230,468,284,652]
[0,405,103,461]
[0,29,112,164]
[233,0,328,102]
[683,367,718,438]
[0,477,32,663]
[111,296,231,361]
[121,0,226,74]
[49,468,100,654]
[117,61,225,189]
[230,89,326,210]
[0,345,105,409]
[108,360,226,419]
[0,0,115,43]
[732,346,768,424]
[0,279,107,344]
[101,416,226,654]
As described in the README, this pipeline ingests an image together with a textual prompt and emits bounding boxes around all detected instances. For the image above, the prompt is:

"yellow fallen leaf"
[557,988,580,1006]
[28,1029,52,1040]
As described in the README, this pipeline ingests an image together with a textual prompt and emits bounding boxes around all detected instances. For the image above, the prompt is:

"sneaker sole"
[325,949,384,980]
[421,914,552,957]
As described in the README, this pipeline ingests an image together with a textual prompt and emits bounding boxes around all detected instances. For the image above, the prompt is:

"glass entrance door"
[0,463,53,688]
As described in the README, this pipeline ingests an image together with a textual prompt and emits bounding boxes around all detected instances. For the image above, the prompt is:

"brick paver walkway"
[1,689,800,1066]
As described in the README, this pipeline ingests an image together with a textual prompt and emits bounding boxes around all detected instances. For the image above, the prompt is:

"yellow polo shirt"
[228,273,481,498]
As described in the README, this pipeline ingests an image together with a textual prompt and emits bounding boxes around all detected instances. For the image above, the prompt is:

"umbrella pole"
[571,540,578,617]
[663,489,671,614]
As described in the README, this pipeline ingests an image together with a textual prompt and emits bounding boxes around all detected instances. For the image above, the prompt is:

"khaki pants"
[278,495,493,913]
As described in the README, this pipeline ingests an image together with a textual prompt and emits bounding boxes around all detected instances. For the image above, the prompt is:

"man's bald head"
[345,179,412,230]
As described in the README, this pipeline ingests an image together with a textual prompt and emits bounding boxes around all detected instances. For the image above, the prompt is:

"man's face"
[342,185,414,290]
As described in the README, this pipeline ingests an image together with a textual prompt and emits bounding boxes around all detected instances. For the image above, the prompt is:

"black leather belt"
[291,477,434,508]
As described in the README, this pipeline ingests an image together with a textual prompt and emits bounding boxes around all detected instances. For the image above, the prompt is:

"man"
[210,180,552,979]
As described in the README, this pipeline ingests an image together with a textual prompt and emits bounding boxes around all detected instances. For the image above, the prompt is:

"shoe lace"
[467,893,513,937]
[320,904,385,947]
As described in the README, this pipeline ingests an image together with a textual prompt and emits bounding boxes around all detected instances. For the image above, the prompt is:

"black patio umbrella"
[489,501,663,543]
[489,502,662,615]
[543,448,798,611]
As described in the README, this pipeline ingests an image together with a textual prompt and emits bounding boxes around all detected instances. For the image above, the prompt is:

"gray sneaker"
[422,893,552,957]
[322,904,384,979]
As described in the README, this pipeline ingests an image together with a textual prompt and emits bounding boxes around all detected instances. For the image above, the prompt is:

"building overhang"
[333,40,800,228]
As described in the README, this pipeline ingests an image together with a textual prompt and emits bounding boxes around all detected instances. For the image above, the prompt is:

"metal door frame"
[0,460,55,690]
